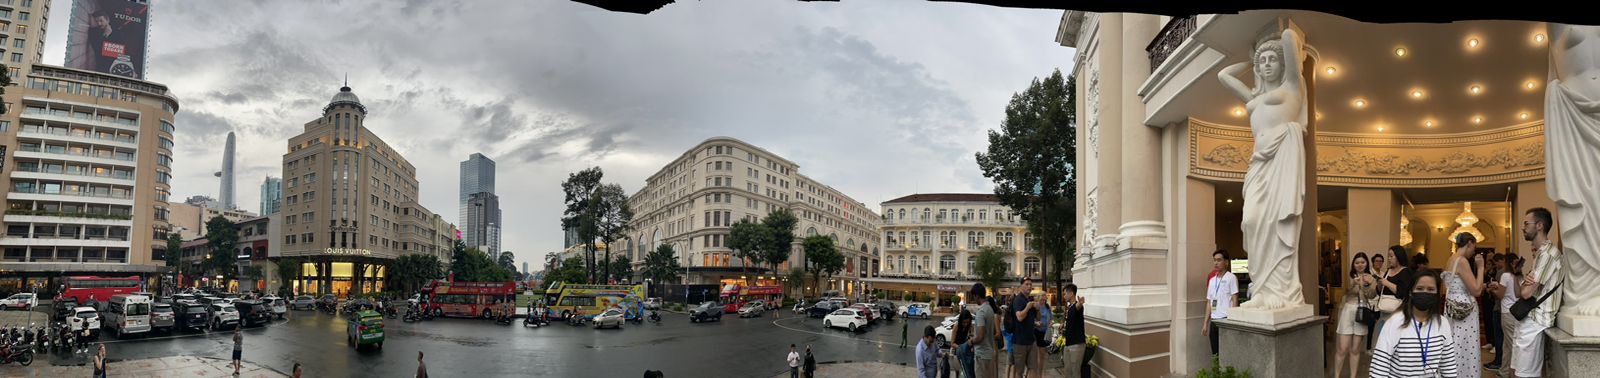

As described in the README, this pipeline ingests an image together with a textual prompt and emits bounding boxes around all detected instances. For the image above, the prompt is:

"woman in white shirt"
[1371,269,1460,378]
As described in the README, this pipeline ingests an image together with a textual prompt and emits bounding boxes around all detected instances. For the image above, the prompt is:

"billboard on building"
[63,0,151,79]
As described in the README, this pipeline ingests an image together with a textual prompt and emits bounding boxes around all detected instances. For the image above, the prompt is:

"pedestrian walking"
[917,325,940,378]
[292,362,303,378]
[232,326,243,376]
[787,344,801,378]
[417,351,430,378]
[969,283,998,378]
[803,345,817,378]
[1008,278,1039,378]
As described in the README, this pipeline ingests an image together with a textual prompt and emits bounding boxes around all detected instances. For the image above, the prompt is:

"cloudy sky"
[42,0,1075,271]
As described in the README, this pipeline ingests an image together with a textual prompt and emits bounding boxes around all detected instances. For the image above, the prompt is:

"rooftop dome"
[323,85,367,114]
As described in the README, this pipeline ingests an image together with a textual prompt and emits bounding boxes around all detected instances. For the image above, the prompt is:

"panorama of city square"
[0,1,1596,377]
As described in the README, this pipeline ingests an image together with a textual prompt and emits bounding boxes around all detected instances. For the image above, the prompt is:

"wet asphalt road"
[26,309,946,377]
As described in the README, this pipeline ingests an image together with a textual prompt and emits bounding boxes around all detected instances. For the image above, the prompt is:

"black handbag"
[1511,281,1562,322]
[1356,300,1380,326]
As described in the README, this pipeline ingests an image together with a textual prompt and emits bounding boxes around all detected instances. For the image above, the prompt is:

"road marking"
[770,316,897,347]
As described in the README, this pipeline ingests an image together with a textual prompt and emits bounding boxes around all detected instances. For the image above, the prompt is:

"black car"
[235,300,271,327]
[806,302,841,318]
[689,302,723,323]
[341,298,376,316]
[316,295,338,310]
[172,302,210,331]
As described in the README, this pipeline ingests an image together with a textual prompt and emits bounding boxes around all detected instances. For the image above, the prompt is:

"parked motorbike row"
[0,322,90,366]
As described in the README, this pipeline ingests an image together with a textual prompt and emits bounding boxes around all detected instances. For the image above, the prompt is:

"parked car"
[208,303,241,331]
[171,293,198,304]
[151,302,177,334]
[0,293,37,310]
[290,295,316,310]
[899,302,933,319]
[689,302,724,323]
[849,304,877,324]
[346,310,384,350]
[341,298,376,315]
[235,300,271,328]
[824,308,869,332]
[826,297,850,308]
[54,298,80,320]
[316,295,339,310]
[173,301,210,332]
[593,308,626,329]
[69,307,102,338]
[643,298,663,310]
[263,296,288,318]
[105,294,154,338]
[806,302,840,318]
[737,302,765,318]
[745,299,767,311]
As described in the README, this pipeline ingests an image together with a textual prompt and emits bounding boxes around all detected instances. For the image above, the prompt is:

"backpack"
[1003,303,1018,335]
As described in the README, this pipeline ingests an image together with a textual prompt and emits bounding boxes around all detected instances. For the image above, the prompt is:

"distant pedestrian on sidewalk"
[292,362,302,378]
[232,326,243,376]
[417,351,429,378]
[788,344,801,378]
[803,344,817,378]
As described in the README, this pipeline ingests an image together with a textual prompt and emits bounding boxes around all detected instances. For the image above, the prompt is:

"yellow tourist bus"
[543,283,645,320]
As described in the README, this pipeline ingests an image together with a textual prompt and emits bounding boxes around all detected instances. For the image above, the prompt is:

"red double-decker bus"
[58,276,142,305]
[422,280,516,319]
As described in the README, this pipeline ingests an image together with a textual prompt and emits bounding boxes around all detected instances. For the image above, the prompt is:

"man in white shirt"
[1202,250,1239,356]
[787,344,801,378]
[1513,208,1562,378]
[1492,253,1521,377]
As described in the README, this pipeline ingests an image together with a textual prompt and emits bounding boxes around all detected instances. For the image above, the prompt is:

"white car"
[823,308,869,333]
[899,302,933,319]
[593,308,626,329]
[263,296,289,318]
[209,303,241,330]
[69,306,102,337]
[0,293,37,310]
[643,298,663,310]
[934,316,959,344]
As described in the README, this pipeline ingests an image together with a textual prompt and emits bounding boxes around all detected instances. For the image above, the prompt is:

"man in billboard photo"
[66,0,146,78]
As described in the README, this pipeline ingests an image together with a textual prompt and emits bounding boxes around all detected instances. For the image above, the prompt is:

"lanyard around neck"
[1413,318,1433,370]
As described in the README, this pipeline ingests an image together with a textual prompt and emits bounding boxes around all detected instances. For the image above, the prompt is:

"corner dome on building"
[323,84,367,114]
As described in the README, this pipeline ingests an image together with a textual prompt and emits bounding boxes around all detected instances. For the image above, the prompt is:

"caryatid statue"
[1216,28,1310,310]
[1547,24,1600,319]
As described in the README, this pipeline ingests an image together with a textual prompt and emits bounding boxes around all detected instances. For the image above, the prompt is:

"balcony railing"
[17,145,136,162]
[6,208,133,220]
[19,126,137,145]
[1147,15,1197,70]
[12,166,135,181]
[7,187,133,200]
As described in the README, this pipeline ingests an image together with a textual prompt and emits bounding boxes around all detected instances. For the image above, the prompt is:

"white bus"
[105,294,152,338]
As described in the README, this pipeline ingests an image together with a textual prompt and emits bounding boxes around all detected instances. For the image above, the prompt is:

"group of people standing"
[909,278,1086,378]
[1328,207,1564,378]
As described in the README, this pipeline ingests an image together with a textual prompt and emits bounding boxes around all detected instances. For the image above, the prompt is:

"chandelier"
[1399,209,1413,246]
[1449,202,1487,244]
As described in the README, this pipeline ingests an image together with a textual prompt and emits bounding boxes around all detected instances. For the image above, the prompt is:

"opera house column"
[1211,19,1326,378]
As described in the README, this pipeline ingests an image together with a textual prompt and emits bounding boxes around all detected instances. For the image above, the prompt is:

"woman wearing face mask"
[1334,252,1378,378]
[1371,269,1460,378]
[1443,233,1485,378]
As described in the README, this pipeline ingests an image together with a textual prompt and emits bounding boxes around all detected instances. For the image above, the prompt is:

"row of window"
[1,247,129,264]
[704,210,734,228]
[18,141,136,161]
[885,255,1040,276]
[24,78,142,105]
[19,123,137,144]
[12,181,133,199]
[284,212,315,225]
[5,223,130,240]
[13,161,134,180]
[890,208,1013,223]
[283,233,317,245]
[885,231,1027,250]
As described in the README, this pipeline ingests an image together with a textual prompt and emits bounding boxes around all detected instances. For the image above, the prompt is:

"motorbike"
[403,307,421,323]
[0,342,33,366]
[566,312,588,327]
[649,311,661,325]
[385,305,398,319]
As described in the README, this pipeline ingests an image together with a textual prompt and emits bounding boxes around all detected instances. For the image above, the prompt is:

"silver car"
[737,303,765,318]
[592,308,626,329]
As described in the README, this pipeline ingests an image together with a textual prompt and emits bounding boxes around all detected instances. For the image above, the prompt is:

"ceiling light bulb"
[1377,126,1385,132]
[1232,108,1245,117]
[1470,85,1482,95]
[1468,38,1480,48]
[1425,120,1435,127]
[1412,90,1424,98]
[1326,67,1337,75]
[1526,81,1538,90]
[1395,48,1407,57]
[1520,112,1530,120]
[1536,34,1546,43]
[1474,116,1484,124]
[1226,199,1233,203]
[1354,99,1367,108]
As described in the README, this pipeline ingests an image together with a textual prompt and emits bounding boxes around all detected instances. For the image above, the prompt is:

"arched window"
[966,256,977,275]
[922,231,931,248]
[898,209,905,220]
[967,231,978,249]
[938,209,947,222]
[911,232,921,246]
[922,256,930,274]
[1024,257,1041,277]
[977,232,987,246]
[995,210,1004,222]
[922,208,931,222]
[807,227,818,237]
[1024,234,1035,252]
[898,256,907,273]
[940,255,956,275]
[886,232,895,244]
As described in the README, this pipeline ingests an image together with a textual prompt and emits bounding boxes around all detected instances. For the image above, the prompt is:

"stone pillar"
[1171,177,1218,372]
[1093,14,1125,262]
[1345,189,1398,276]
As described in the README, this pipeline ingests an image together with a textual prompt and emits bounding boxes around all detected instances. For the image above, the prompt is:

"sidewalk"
[0,356,289,377]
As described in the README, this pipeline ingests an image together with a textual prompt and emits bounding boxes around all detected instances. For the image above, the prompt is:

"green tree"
[973,246,1010,295]
[454,248,514,282]
[975,69,1077,294]
[784,267,808,298]
[560,167,605,283]
[544,256,588,286]
[641,245,683,284]
[388,254,440,294]
[274,258,304,296]
[450,238,469,278]
[609,256,634,283]
[205,216,240,287]
[0,63,11,100]
[594,183,633,283]
[728,219,770,285]
[498,251,517,273]
[761,209,798,277]
[802,235,843,298]
[164,233,183,269]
